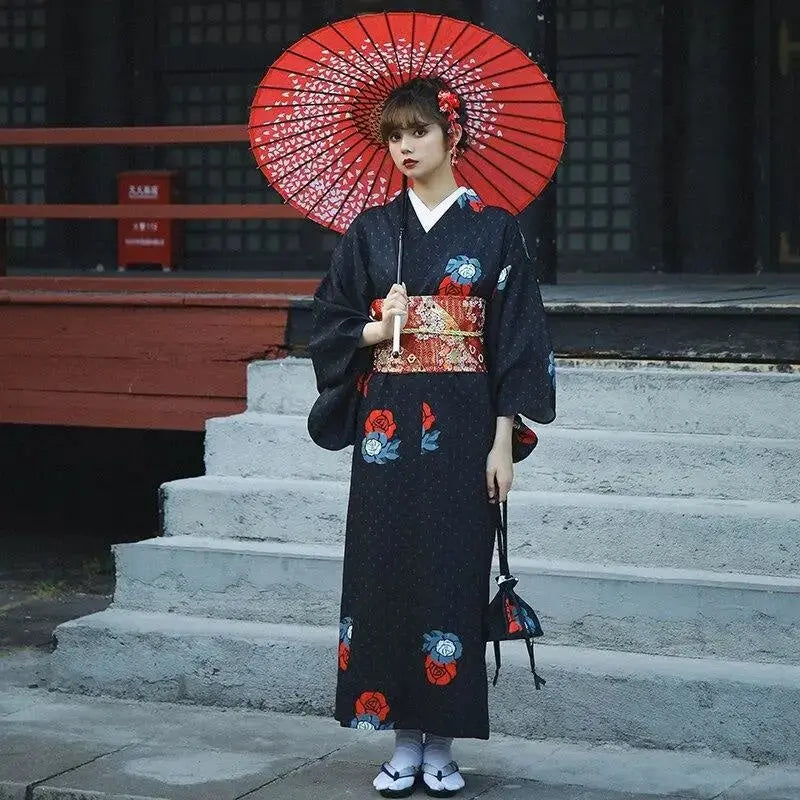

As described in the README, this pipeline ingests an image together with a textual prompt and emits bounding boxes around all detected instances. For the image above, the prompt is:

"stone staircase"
[49,357,800,763]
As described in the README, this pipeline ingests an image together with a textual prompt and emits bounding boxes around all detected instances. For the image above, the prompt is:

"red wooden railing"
[0,124,302,274]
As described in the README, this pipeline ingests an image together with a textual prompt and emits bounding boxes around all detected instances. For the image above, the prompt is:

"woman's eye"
[414,128,427,136]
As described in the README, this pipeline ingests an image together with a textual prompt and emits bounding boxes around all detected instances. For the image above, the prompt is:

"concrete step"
[112,536,800,665]
[246,357,800,438]
[204,412,800,502]
[49,607,800,764]
[160,475,800,576]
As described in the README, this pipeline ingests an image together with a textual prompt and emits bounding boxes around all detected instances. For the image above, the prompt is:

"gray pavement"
[2,649,800,800]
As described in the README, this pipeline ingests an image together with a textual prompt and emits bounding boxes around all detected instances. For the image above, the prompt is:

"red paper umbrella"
[249,11,565,234]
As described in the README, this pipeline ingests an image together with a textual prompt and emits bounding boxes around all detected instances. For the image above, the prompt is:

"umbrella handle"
[391,313,402,356]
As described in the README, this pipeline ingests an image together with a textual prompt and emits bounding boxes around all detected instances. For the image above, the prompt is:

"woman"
[308,76,556,798]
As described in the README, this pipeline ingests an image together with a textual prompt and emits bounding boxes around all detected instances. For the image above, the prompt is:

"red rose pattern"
[425,654,458,686]
[355,690,390,721]
[437,275,471,297]
[355,371,372,398]
[422,402,435,432]
[338,641,350,670]
[365,409,397,439]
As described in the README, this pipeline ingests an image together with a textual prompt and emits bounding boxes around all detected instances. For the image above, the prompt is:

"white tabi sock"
[372,728,423,793]
[422,733,466,793]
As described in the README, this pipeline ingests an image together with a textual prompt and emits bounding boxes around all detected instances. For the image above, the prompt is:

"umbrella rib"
[457,158,522,215]
[423,17,475,81]
[263,64,364,94]
[355,14,399,89]
[448,43,518,87]
[453,64,550,90]
[248,108,345,128]
[434,30,499,83]
[287,136,375,212]
[370,148,392,207]
[384,12,405,85]
[264,53,369,86]
[461,90,562,102]
[413,14,447,77]
[256,84,360,101]
[249,116,350,150]
[327,143,386,230]
[265,126,364,185]
[252,119,360,165]
[299,142,375,221]
[463,123,564,165]
[310,25,383,85]
[467,135,558,186]
[468,107,566,126]
[463,119,566,148]
[407,12,417,83]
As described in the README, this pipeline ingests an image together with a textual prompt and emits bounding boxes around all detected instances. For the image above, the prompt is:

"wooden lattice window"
[0,0,46,49]
[161,77,305,260]
[165,1,303,47]
[556,64,633,256]
[0,83,46,252]
[557,0,634,31]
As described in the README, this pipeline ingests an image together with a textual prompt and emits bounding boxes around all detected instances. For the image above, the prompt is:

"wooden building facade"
[1,0,798,432]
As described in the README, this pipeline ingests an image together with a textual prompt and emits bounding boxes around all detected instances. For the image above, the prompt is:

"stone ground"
[3,648,800,800]
[3,543,800,799]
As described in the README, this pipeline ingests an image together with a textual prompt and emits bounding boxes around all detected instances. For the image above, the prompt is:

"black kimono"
[308,186,556,740]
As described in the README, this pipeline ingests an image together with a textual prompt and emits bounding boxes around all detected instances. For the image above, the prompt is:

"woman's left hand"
[486,441,513,503]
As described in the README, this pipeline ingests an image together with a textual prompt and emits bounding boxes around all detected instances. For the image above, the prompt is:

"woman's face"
[387,119,455,181]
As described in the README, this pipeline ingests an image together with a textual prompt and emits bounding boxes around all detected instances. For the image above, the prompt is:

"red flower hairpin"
[437,88,461,165]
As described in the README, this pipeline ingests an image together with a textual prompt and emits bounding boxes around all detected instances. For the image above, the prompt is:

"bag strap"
[493,496,511,579]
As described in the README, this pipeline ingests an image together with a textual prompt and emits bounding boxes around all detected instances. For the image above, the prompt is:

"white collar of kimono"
[407,185,467,232]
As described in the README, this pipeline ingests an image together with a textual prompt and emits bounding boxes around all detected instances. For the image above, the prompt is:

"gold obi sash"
[369,294,487,373]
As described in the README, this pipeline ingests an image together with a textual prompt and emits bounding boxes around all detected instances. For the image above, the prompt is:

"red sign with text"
[117,171,182,271]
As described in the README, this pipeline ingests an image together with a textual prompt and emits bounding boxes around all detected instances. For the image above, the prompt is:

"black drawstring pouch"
[484,498,547,689]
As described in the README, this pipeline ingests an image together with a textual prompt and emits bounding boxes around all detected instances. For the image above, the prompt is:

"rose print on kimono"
[496,264,512,292]
[361,409,401,464]
[445,255,483,286]
[350,690,395,730]
[355,371,372,398]
[421,401,441,454]
[437,275,472,297]
[422,630,463,685]
[456,188,485,213]
[338,616,353,671]
[548,350,556,389]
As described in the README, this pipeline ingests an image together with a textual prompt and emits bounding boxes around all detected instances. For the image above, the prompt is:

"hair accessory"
[437,88,461,165]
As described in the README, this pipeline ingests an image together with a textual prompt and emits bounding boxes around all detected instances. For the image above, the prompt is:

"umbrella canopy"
[249,11,565,234]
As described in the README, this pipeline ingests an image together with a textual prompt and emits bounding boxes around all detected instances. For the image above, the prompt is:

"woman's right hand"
[379,282,408,341]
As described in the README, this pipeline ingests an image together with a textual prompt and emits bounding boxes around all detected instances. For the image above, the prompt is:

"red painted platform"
[0,276,320,431]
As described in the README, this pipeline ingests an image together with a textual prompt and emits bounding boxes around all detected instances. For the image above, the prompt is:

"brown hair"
[379,76,469,156]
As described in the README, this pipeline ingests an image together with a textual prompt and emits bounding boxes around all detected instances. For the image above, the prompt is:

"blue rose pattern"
[445,255,483,286]
[361,432,401,464]
[421,630,464,665]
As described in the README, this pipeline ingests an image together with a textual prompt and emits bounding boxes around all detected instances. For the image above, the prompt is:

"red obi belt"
[369,294,487,373]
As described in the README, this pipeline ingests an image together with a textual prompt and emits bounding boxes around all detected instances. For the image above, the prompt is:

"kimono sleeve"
[485,216,557,432]
[307,217,375,450]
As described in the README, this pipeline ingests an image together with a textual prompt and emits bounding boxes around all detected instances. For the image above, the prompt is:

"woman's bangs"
[379,101,436,141]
